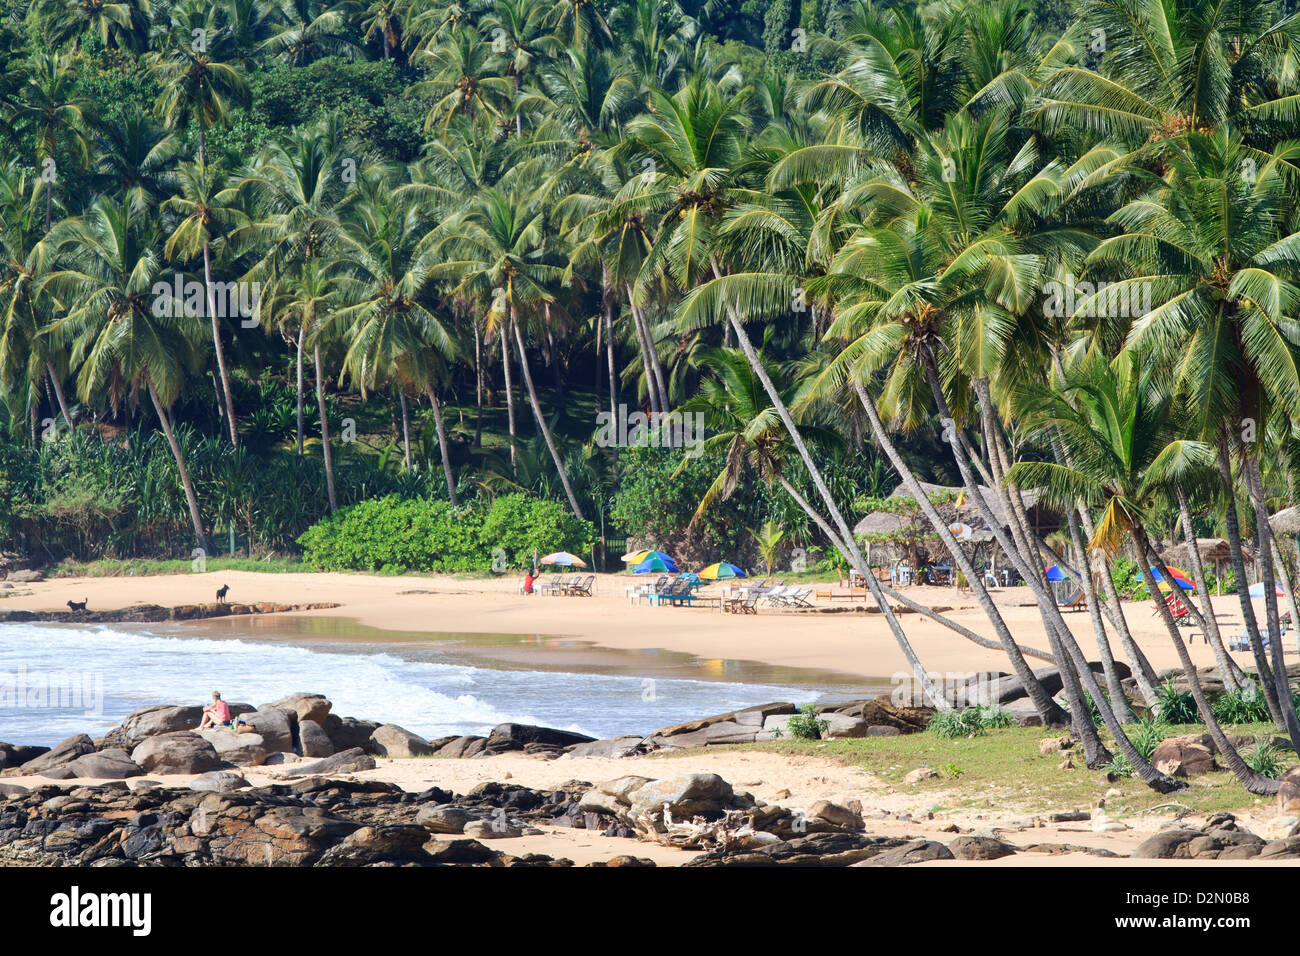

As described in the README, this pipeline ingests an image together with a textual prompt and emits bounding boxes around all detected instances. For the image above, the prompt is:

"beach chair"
[1154,591,1193,626]
[775,588,813,608]
[537,575,563,596]
[725,592,760,614]
[570,575,595,597]
[763,585,792,607]
[1060,588,1085,612]
[1228,628,1273,652]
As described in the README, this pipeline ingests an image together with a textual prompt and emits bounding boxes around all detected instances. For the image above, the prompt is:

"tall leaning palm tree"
[1010,350,1287,792]
[4,52,89,230]
[41,197,210,551]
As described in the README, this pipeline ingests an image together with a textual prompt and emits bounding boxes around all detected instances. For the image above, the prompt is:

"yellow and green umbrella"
[698,562,747,580]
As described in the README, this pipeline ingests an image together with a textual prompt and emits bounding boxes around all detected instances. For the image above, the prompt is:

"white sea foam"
[0,623,823,747]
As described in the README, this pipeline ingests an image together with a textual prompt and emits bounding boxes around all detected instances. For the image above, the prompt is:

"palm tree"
[29,0,152,51]
[333,184,461,504]
[41,197,210,551]
[162,160,250,445]
[432,184,585,518]
[148,0,250,165]
[412,27,513,128]
[4,52,89,230]
[482,0,560,136]
[1010,350,1286,791]
[260,0,361,65]
[89,113,182,208]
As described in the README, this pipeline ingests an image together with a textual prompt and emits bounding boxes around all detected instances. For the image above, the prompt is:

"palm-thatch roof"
[1270,506,1300,537]
[1158,537,1249,569]
[852,482,1056,546]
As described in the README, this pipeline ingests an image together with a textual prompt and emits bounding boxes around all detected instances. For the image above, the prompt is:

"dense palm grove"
[6,0,1300,791]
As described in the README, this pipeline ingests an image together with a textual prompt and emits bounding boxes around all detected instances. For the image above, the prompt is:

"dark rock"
[63,750,143,779]
[369,724,436,758]
[298,719,334,758]
[949,835,1016,860]
[20,734,95,774]
[288,747,376,777]
[130,733,221,775]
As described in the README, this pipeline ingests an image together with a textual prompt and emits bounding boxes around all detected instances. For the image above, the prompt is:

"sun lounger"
[537,575,564,596]
[1060,588,1085,611]
[724,592,760,614]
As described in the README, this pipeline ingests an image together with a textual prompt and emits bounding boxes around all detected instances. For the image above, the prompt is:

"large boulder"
[829,695,934,734]
[196,729,268,767]
[1152,735,1218,778]
[287,747,376,777]
[63,749,143,779]
[130,732,221,775]
[436,736,486,758]
[261,693,332,725]
[628,773,734,820]
[416,805,471,834]
[238,709,294,754]
[297,719,335,758]
[321,715,380,753]
[1279,768,1300,816]
[188,771,250,793]
[7,568,44,583]
[0,742,49,769]
[102,702,254,750]
[483,723,596,754]
[20,734,95,774]
[370,724,437,758]
[191,798,359,866]
[764,712,869,739]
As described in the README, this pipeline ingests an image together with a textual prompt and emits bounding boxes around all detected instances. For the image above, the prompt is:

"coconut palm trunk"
[624,283,664,415]
[499,324,518,475]
[314,342,337,512]
[399,389,412,470]
[1215,434,1285,725]
[147,376,209,553]
[776,473,1055,662]
[1177,488,1246,690]
[918,359,1181,781]
[707,265,947,709]
[203,243,239,445]
[425,387,460,507]
[295,321,306,457]
[1240,454,1300,750]
[1136,533,1281,794]
[509,312,584,519]
[46,362,71,426]
[852,381,1068,723]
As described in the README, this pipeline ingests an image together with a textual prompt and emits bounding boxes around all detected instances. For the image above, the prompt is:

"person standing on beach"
[197,691,231,730]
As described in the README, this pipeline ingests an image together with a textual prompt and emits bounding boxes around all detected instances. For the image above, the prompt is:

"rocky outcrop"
[196,729,268,767]
[0,602,341,625]
[369,724,437,758]
[19,735,95,774]
[1151,734,1218,778]
[130,733,222,775]
[1132,814,1294,860]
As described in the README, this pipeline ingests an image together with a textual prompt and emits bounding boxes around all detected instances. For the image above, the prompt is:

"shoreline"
[1,568,1287,683]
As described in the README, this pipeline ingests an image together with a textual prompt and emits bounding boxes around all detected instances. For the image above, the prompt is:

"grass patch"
[687,723,1295,819]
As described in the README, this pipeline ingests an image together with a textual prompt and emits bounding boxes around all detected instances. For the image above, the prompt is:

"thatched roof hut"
[852,481,1060,561]
[1270,506,1300,537]
[1158,538,1249,569]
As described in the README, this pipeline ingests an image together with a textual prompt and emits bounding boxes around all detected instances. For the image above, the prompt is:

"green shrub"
[784,704,830,740]
[928,706,1011,739]
[1243,738,1287,779]
[1127,717,1171,762]
[1212,687,1272,724]
[1153,678,1199,725]
[297,494,595,573]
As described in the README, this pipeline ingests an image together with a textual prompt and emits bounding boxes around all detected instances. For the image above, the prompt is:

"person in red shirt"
[522,570,537,594]
[198,691,232,730]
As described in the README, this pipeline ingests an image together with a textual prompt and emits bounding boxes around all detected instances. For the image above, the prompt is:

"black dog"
[215,584,230,604]
[67,598,88,612]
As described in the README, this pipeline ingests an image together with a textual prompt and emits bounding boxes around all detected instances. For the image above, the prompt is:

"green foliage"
[298,493,595,573]
[1212,687,1272,724]
[928,705,1012,739]
[1153,679,1199,725]
[784,703,830,740]
[1127,717,1171,762]
[1242,737,1286,779]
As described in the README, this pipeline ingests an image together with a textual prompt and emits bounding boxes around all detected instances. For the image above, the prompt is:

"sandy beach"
[4,569,1284,681]
[4,569,1295,867]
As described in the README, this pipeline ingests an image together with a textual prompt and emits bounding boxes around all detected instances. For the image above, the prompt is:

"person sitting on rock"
[197,691,231,730]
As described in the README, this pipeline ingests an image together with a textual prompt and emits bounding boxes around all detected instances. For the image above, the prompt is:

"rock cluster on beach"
[0,602,341,625]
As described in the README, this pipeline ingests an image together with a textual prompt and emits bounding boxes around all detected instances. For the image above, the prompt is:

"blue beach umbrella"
[1044,565,1066,582]
[1248,581,1285,598]
[634,554,680,574]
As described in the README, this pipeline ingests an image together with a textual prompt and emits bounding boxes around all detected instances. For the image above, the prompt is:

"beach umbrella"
[1150,566,1195,591]
[1044,565,1066,582]
[621,548,651,564]
[698,562,747,580]
[539,551,587,567]
[1248,581,1286,598]
[633,554,679,574]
